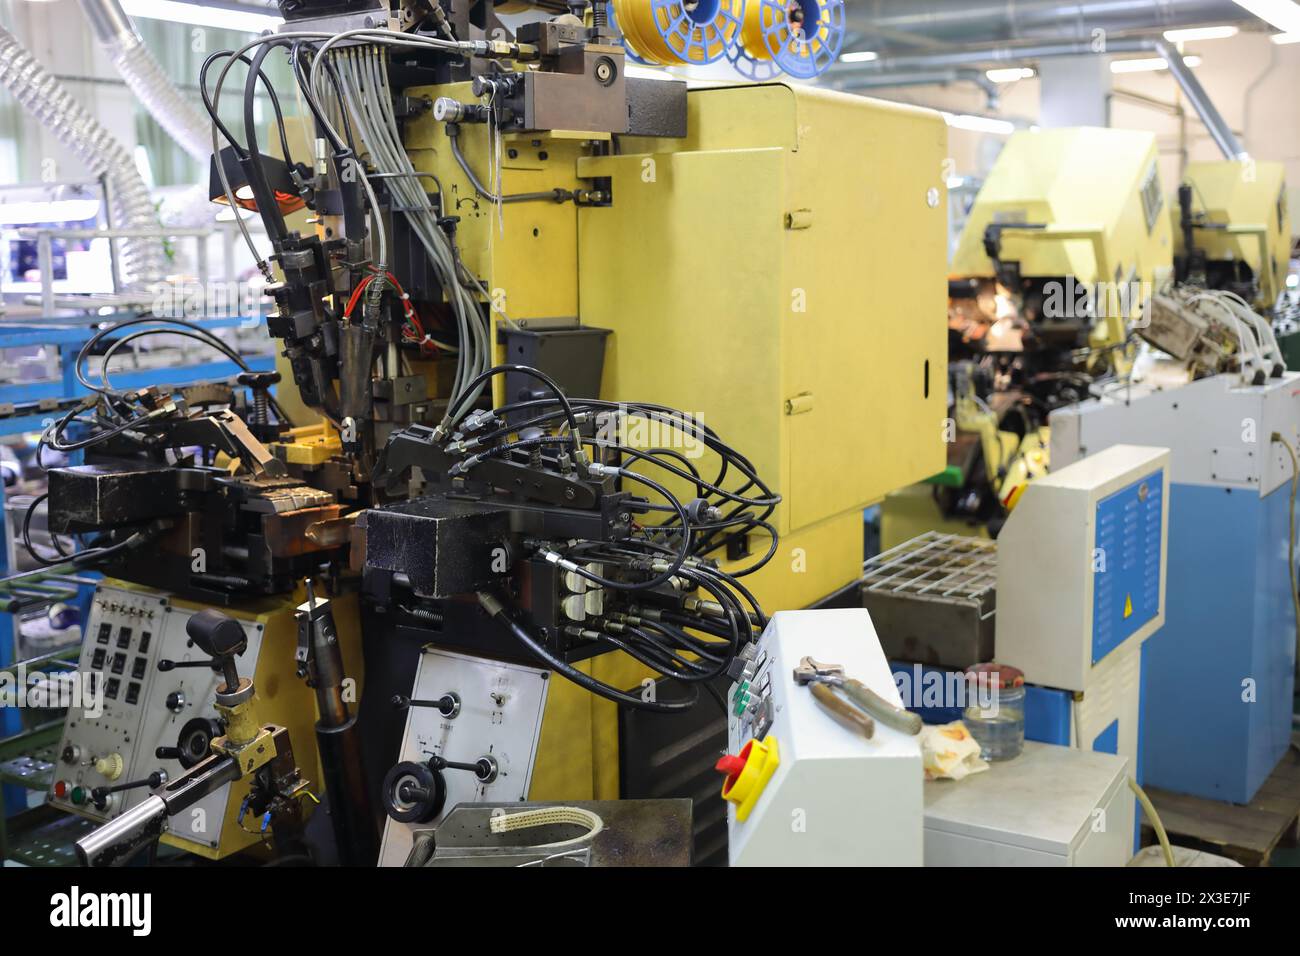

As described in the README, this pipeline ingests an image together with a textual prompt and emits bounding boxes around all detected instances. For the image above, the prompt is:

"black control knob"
[165,691,186,713]
[381,760,447,824]
[156,717,224,769]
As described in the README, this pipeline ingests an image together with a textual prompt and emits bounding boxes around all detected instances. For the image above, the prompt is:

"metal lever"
[157,659,219,672]
[91,770,168,810]
[392,692,460,718]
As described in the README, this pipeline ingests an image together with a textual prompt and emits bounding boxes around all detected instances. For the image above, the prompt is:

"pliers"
[792,656,923,739]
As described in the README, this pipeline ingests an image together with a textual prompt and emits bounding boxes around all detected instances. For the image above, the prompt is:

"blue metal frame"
[0,317,274,437]
[1143,482,1297,804]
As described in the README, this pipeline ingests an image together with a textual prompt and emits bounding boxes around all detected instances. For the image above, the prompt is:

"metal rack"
[861,531,998,669]
[863,531,998,601]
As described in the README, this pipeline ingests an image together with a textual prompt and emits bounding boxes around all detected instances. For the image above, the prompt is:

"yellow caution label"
[1123,594,1133,619]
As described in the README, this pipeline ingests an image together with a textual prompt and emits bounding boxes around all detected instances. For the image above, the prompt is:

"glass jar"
[962,662,1025,761]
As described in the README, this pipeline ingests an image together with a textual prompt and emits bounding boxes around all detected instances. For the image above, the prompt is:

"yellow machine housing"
[951,127,1174,342]
[403,81,949,798]
[1173,159,1292,310]
[145,587,363,859]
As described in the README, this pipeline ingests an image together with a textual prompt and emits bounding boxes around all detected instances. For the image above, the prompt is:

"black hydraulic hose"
[551,468,690,594]
[22,492,69,566]
[477,592,697,713]
[199,50,294,162]
[243,41,290,242]
[445,365,583,458]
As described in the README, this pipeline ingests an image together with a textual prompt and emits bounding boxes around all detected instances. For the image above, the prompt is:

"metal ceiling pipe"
[852,1,1251,47]
[839,69,1002,109]
[79,0,213,164]
[834,37,1247,159]
[0,23,166,287]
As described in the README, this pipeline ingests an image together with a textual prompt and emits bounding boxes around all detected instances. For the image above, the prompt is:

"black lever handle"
[157,659,220,672]
[391,693,460,718]
[91,770,168,810]
[185,609,247,693]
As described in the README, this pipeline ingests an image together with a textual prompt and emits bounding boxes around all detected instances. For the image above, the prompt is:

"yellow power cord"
[1128,777,1176,867]
[1073,701,1176,865]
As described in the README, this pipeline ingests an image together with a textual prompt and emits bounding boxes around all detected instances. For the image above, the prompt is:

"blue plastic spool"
[724,37,782,82]
[741,0,845,80]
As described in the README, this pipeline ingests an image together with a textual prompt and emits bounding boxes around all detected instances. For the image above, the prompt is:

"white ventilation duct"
[853,1,1253,48]
[78,0,213,164]
[0,23,166,287]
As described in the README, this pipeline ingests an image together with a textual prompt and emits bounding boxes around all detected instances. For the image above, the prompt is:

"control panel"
[378,647,549,867]
[49,585,263,853]
[720,608,923,866]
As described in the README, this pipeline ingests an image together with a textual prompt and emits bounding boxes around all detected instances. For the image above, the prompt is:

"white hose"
[78,0,212,164]
[0,22,166,287]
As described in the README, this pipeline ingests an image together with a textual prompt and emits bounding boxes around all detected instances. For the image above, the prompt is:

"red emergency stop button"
[53,780,68,799]
[714,753,747,778]
[713,735,779,823]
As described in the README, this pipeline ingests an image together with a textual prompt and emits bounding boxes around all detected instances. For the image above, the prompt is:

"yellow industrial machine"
[884,127,1174,548]
[406,81,949,798]
[1173,159,1291,312]
[951,128,1173,324]
[51,2,948,864]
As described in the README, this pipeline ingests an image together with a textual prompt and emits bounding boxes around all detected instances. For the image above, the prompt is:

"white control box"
[725,608,922,867]
[378,647,550,867]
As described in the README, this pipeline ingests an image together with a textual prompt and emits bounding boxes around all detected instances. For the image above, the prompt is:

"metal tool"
[792,656,923,738]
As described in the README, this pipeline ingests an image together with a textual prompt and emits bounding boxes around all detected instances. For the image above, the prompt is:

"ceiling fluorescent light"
[986,67,1035,83]
[840,51,879,63]
[0,199,101,226]
[1271,31,1300,42]
[119,0,283,34]
[1110,55,1202,73]
[941,112,1016,135]
[1163,25,1239,41]
[1232,0,1300,35]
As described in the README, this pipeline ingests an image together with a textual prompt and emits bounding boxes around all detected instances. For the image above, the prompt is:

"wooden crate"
[1141,738,1300,867]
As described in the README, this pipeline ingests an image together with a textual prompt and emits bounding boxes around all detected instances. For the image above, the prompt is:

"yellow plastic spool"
[613,0,742,66]
[736,0,845,79]
[738,0,777,61]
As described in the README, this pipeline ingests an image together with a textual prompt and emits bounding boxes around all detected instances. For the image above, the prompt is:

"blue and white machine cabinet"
[997,444,1170,693]
[998,444,1168,853]
[1052,372,1300,804]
